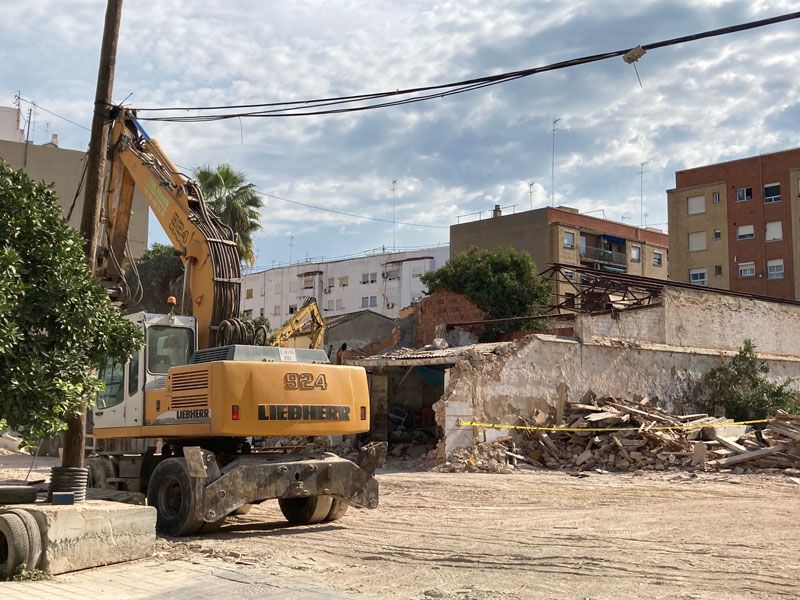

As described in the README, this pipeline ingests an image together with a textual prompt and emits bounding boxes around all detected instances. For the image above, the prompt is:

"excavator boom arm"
[99,109,241,349]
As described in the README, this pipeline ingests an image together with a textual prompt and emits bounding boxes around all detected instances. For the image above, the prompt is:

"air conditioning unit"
[381,272,387,279]
[323,287,330,294]
[386,302,395,309]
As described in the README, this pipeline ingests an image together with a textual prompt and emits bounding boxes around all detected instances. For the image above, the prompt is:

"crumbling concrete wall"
[576,287,800,357]
[435,335,800,453]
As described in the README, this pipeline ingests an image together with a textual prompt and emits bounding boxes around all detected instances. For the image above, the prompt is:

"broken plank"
[707,444,785,467]
[677,413,709,421]
[714,435,749,454]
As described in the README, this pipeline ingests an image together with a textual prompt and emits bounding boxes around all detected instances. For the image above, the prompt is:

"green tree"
[0,161,142,445]
[697,340,798,421]
[421,246,552,337]
[125,243,184,313]
[194,164,263,266]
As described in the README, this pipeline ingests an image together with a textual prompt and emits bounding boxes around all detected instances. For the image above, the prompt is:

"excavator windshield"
[146,326,194,374]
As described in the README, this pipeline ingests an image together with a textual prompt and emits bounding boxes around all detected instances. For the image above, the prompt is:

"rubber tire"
[0,485,37,505]
[0,512,31,577]
[278,496,333,525]
[2,509,41,570]
[86,457,116,490]
[324,499,349,522]
[146,458,203,536]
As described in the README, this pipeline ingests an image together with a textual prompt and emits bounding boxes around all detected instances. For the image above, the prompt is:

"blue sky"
[2,1,800,269]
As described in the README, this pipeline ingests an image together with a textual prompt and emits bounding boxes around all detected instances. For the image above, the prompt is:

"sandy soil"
[166,468,800,600]
[3,454,798,599]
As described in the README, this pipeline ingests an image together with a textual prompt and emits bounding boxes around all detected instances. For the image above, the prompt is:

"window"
[563,269,575,281]
[245,288,254,299]
[146,326,193,374]
[289,281,297,293]
[386,268,400,280]
[714,229,721,240]
[327,299,334,311]
[631,246,641,262]
[564,293,576,308]
[738,262,756,278]
[687,195,705,215]
[327,277,334,288]
[97,358,124,409]
[689,268,707,287]
[768,259,784,280]
[288,304,297,315]
[361,296,369,308]
[736,187,753,202]
[259,308,265,318]
[335,299,344,310]
[712,191,720,204]
[361,272,369,284]
[652,251,663,267]
[563,231,575,249]
[339,276,349,287]
[370,296,378,307]
[303,275,314,289]
[411,264,424,278]
[737,225,755,240]
[370,272,377,283]
[688,232,707,252]
[242,309,253,318]
[714,265,723,276]
[765,221,783,241]
[764,183,781,203]
[272,305,281,316]
[128,351,140,396]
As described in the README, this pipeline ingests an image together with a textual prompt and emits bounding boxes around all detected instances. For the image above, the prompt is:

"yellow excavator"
[271,297,326,349]
[87,108,385,535]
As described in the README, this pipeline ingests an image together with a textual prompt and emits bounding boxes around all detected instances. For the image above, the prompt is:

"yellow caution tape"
[457,418,770,433]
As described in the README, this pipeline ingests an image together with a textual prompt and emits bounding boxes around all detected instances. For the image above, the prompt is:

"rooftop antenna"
[551,118,561,207]
[639,161,649,227]
[528,180,534,210]
[392,179,397,251]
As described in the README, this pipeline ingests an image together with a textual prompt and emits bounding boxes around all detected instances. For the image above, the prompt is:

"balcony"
[580,245,627,267]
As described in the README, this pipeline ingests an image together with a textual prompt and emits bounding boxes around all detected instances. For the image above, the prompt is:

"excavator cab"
[94,312,196,433]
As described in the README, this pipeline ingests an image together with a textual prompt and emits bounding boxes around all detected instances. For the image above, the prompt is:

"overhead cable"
[132,11,800,122]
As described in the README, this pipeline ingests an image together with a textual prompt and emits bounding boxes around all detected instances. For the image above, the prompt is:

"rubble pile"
[706,410,800,469]
[517,395,800,473]
[433,440,516,474]
[516,395,734,471]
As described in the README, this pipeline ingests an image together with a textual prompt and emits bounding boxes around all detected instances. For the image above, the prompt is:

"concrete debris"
[433,441,516,474]
[499,394,800,474]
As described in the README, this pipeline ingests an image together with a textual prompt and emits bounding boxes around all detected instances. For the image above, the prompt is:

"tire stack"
[0,508,43,577]
[48,466,88,503]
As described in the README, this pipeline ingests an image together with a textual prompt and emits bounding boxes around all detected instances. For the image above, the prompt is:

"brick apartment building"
[667,148,800,300]
[450,205,669,309]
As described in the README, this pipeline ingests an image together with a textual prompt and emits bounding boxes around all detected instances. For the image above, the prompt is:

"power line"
[15,95,91,132]
[262,191,449,229]
[132,11,800,122]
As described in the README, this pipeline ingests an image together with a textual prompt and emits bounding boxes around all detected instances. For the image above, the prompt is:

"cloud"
[3,0,800,268]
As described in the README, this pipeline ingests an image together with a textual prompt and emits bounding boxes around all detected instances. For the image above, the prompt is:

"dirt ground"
[3,454,799,599]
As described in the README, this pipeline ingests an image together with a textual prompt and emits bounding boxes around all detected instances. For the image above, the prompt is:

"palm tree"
[194,164,263,266]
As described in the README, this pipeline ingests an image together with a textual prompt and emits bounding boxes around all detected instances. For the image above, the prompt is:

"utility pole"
[392,179,397,251]
[551,119,561,206]
[639,161,649,228]
[66,0,124,470]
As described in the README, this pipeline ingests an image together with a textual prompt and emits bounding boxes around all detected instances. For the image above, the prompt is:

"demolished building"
[348,276,800,457]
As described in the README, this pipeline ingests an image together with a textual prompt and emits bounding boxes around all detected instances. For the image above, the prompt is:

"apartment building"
[240,246,449,329]
[667,148,800,300]
[450,205,669,307]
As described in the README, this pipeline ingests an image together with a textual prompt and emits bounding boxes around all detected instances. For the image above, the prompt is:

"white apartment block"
[240,246,450,328]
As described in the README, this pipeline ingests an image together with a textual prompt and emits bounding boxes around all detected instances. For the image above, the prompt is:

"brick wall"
[414,289,485,347]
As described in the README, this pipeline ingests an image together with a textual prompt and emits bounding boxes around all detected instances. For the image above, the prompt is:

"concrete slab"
[21,500,156,574]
